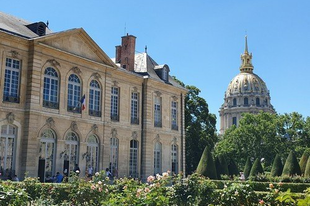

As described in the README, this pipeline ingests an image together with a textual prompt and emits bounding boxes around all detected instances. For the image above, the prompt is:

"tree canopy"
[173,77,217,175]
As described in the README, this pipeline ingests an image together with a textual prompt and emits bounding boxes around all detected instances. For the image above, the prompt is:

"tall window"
[43,67,59,109]
[171,101,178,130]
[39,130,56,180]
[110,137,118,173]
[232,117,237,126]
[154,96,162,127]
[65,132,79,173]
[67,74,81,113]
[244,97,248,106]
[171,144,178,174]
[89,80,101,117]
[111,87,119,121]
[0,125,17,178]
[129,140,138,178]
[131,92,139,124]
[256,97,260,106]
[154,142,162,175]
[86,135,99,172]
[233,98,237,106]
[3,58,20,103]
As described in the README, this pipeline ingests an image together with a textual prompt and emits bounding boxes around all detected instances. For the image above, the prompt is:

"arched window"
[256,98,260,106]
[86,135,99,172]
[89,80,101,117]
[154,142,162,174]
[3,58,20,103]
[110,137,118,174]
[0,125,17,178]
[129,140,138,178]
[67,74,81,113]
[233,98,237,106]
[244,97,248,106]
[43,67,59,109]
[39,130,56,182]
[65,132,79,173]
[171,144,178,174]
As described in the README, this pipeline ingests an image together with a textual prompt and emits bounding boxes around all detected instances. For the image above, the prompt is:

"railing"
[67,106,81,113]
[131,117,139,125]
[89,110,101,117]
[43,100,59,109]
[111,114,119,121]
[3,95,19,103]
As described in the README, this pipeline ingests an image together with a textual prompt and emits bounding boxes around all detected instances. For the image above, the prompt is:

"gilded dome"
[225,72,269,97]
[219,36,275,135]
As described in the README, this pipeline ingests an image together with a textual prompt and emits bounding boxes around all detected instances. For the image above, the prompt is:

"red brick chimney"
[115,34,136,72]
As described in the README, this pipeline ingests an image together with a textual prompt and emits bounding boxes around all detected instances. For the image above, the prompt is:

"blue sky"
[2,0,310,130]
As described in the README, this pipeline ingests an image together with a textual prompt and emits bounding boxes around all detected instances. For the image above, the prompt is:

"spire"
[245,35,248,54]
[239,35,253,73]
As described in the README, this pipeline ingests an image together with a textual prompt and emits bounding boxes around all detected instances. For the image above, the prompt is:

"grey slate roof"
[0,11,52,38]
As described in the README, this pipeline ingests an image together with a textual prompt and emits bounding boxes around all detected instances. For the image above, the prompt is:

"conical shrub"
[228,158,239,176]
[249,158,264,177]
[282,151,301,176]
[299,149,310,175]
[243,157,252,179]
[271,154,283,177]
[196,146,217,179]
[215,155,229,179]
[304,157,310,178]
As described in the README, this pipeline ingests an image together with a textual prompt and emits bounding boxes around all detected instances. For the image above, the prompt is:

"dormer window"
[162,67,168,82]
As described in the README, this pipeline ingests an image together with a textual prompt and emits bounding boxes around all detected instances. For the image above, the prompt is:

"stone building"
[219,36,275,134]
[0,12,186,181]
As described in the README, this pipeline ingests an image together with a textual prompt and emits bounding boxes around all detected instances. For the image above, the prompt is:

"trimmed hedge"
[282,150,301,176]
[271,154,283,177]
[196,146,217,179]
[250,158,264,177]
[244,157,252,179]
[211,180,310,193]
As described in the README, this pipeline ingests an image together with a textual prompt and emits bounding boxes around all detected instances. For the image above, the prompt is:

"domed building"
[219,36,275,134]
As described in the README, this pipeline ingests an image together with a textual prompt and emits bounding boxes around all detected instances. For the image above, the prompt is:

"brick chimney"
[115,34,136,72]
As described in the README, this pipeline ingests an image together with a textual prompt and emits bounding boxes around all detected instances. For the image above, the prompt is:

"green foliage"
[243,157,252,179]
[0,181,29,206]
[215,183,258,206]
[282,151,301,176]
[178,80,217,175]
[271,154,283,177]
[196,146,217,179]
[215,112,310,170]
[299,149,310,175]
[172,173,216,205]
[228,158,239,176]
[215,155,229,179]
[250,158,264,177]
[304,157,310,177]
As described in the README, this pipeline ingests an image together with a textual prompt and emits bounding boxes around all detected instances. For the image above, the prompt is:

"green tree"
[243,157,252,179]
[299,149,310,175]
[282,151,301,176]
[215,155,229,179]
[215,112,285,168]
[304,157,310,178]
[173,78,217,175]
[249,158,264,177]
[228,158,239,177]
[271,154,283,177]
[196,146,217,179]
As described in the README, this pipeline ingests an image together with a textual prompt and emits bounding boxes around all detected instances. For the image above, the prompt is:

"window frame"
[89,80,101,117]
[154,142,162,175]
[3,58,21,103]
[67,74,82,113]
[171,101,178,130]
[110,86,119,121]
[129,140,139,178]
[43,67,59,109]
[131,92,139,124]
[154,96,162,127]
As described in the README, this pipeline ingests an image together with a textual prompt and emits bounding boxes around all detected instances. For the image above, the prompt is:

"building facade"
[0,12,186,181]
[219,36,275,134]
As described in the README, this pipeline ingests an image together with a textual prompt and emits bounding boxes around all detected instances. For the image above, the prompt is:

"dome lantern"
[240,35,254,73]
